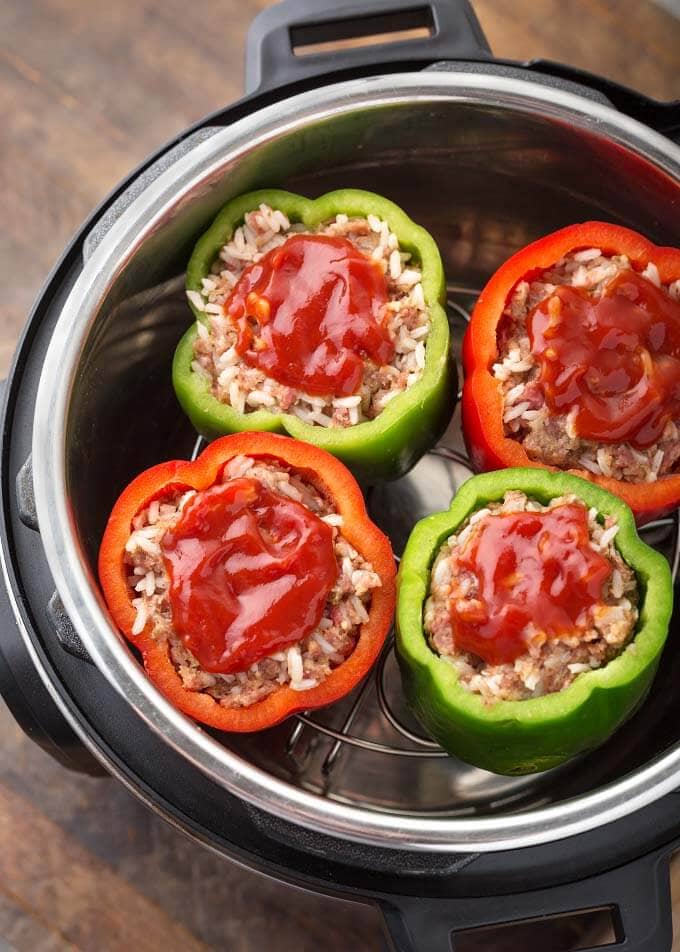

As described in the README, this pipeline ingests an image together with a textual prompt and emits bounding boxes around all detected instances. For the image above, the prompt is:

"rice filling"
[189,205,429,427]
[494,250,680,482]
[424,491,639,702]
[124,455,381,708]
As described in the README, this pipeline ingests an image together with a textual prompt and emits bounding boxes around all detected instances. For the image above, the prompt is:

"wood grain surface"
[0,1,678,950]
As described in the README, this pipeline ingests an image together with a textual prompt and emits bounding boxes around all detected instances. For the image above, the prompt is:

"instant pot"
[2,1,679,948]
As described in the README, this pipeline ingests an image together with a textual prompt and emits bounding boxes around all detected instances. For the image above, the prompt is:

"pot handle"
[379,845,672,952]
[245,0,490,95]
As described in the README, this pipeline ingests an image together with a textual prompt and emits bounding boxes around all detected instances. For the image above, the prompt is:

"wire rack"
[194,285,680,783]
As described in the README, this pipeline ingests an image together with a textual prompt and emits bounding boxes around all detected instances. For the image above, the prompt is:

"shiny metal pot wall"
[32,73,680,852]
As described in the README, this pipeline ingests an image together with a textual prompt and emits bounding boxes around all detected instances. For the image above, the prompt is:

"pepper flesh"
[176,188,455,483]
[396,468,673,775]
[98,433,396,732]
[462,222,680,524]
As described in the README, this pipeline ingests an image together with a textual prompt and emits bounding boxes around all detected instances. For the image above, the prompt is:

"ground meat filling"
[188,206,430,427]
[424,491,639,702]
[124,455,381,708]
[494,251,680,482]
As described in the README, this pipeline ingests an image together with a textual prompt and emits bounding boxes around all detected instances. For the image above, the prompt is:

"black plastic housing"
[1,1,680,949]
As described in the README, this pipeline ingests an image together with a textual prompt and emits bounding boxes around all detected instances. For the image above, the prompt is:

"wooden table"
[0,1,678,949]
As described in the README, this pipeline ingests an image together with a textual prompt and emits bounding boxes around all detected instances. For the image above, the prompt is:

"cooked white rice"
[493,250,680,482]
[424,491,638,702]
[125,455,381,708]
[189,205,430,427]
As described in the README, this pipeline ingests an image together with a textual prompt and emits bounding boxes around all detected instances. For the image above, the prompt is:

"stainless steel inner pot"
[32,72,680,853]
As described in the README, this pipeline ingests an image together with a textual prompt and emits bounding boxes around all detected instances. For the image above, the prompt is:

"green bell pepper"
[396,468,673,775]
[175,188,455,483]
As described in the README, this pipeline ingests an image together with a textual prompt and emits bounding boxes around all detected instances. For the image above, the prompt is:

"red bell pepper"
[462,222,680,524]
[98,433,396,731]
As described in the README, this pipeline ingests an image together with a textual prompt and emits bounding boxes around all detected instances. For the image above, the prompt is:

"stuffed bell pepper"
[397,468,672,775]
[99,433,396,731]
[462,223,680,523]
[175,188,454,482]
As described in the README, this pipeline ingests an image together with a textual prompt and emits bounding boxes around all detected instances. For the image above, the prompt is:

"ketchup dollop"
[161,478,338,674]
[226,234,393,397]
[528,269,680,448]
[450,504,612,665]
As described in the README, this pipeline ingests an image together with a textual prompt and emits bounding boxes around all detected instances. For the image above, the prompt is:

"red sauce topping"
[161,478,338,674]
[226,234,393,397]
[450,504,612,665]
[528,269,680,448]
